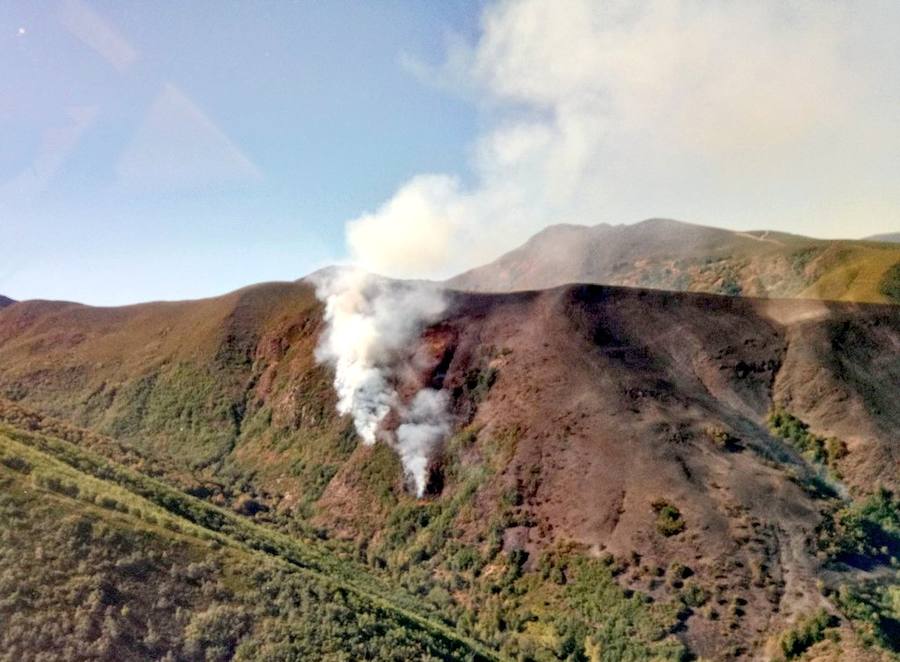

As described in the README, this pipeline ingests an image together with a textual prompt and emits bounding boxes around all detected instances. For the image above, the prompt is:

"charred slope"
[447,218,900,304]
[0,282,898,659]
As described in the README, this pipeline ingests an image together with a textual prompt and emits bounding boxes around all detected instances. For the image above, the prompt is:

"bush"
[778,608,836,659]
[818,487,900,562]
[833,581,900,653]
[878,262,900,304]
[680,582,709,608]
[769,409,848,467]
[0,455,32,473]
[705,426,737,450]
[652,499,686,537]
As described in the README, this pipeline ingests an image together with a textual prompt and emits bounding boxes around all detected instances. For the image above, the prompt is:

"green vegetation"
[818,487,900,564]
[704,425,738,451]
[652,499,686,537]
[344,425,688,660]
[462,365,499,405]
[832,581,900,654]
[768,409,847,468]
[879,261,900,304]
[789,246,822,274]
[530,549,687,661]
[0,426,496,661]
[812,487,900,658]
[777,608,837,659]
[769,410,900,658]
[0,420,693,660]
[720,279,742,297]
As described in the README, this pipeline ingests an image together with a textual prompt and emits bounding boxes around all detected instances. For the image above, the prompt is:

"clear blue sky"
[1,1,483,304]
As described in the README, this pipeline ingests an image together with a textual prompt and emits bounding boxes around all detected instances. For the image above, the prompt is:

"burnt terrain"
[0,281,898,660]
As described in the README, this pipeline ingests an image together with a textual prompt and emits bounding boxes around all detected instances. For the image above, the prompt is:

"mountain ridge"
[448,218,900,305]
[867,232,900,243]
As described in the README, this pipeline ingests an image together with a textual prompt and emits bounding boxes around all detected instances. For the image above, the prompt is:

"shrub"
[878,262,900,304]
[769,409,848,467]
[0,455,32,474]
[825,437,848,462]
[778,609,836,659]
[818,487,900,562]
[833,581,900,653]
[35,473,80,498]
[652,499,686,536]
[465,366,499,403]
[680,582,709,608]
[705,426,737,450]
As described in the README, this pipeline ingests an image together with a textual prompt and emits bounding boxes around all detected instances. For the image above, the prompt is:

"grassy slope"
[0,418,696,660]
[800,245,900,303]
[0,424,496,661]
[0,418,694,661]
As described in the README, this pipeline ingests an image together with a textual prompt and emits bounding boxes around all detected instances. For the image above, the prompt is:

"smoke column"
[312,267,451,496]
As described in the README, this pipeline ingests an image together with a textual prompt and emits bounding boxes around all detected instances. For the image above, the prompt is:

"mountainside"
[868,233,900,244]
[0,281,898,660]
[0,423,490,661]
[0,295,15,309]
[448,219,900,305]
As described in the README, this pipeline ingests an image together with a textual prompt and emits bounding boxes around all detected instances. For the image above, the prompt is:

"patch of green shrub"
[833,581,900,653]
[778,608,836,659]
[878,261,900,304]
[652,499,686,537]
[0,454,32,473]
[768,409,847,467]
[705,425,738,450]
[818,487,900,563]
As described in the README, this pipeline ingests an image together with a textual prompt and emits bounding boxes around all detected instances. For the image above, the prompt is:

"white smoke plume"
[312,267,451,496]
[346,0,900,280]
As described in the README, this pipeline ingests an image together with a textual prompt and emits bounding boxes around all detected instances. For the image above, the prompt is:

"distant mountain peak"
[866,232,900,243]
[0,295,16,309]
[447,219,900,303]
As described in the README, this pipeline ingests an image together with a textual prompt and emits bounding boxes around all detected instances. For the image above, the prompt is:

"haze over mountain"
[868,233,900,244]
[1,270,898,659]
[449,219,900,305]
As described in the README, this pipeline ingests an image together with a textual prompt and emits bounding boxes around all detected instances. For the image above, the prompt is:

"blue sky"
[3,1,899,304]
[1,1,483,304]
